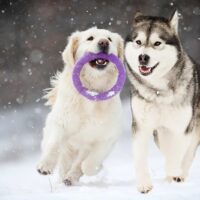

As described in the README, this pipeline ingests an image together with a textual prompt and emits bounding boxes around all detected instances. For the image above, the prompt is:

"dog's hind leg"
[58,142,77,184]
[181,134,199,179]
[157,129,191,182]
[60,144,90,185]
[81,141,115,176]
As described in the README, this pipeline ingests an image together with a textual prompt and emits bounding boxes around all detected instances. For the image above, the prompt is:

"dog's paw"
[166,176,185,183]
[37,168,51,175]
[173,177,185,182]
[37,162,54,175]
[62,170,82,186]
[63,178,73,186]
[63,175,78,186]
[137,179,153,193]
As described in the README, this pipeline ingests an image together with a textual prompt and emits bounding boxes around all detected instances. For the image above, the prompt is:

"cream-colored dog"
[37,27,124,185]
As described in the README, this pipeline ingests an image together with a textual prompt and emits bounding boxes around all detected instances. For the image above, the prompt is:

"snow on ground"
[0,101,200,200]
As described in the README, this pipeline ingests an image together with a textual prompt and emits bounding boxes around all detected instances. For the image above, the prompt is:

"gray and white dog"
[125,11,200,193]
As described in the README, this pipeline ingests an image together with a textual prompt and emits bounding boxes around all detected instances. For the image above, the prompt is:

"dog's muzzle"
[98,39,109,53]
[139,62,159,76]
[89,39,110,70]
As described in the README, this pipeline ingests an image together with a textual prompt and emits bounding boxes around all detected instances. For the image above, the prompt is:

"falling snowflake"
[16,96,24,105]
[116,20,122,25]
[21,61,27,66]
[35,98,41,103]
[183,26,192,32]
[30,50,43,63]
[193,7,200,15]
[28,68,32,76]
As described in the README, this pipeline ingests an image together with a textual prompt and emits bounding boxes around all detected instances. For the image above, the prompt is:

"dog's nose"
[138,54,150,65]
[98,39,109,53]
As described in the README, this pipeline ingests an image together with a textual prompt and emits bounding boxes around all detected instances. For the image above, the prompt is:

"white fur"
[125,31,178,84]
[131,96,194,192]
[37,27,124,184]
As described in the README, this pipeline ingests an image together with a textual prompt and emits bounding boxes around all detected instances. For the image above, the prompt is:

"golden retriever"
[37,27,124,185]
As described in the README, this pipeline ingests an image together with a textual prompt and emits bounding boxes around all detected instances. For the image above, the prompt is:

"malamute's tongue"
[138,63,159,76]
[139,66,151,74]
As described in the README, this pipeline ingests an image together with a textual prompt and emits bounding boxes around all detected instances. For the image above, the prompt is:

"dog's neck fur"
[127,52,194,104]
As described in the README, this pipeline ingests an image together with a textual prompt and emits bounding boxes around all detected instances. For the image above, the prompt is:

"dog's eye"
[136,40,142,45]
[154,41,161,46]
[87,36,94,41]
[108,37,112,42]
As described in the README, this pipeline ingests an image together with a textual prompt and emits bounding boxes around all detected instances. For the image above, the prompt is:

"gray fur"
[126,16,200,136]
[125,13,200,191]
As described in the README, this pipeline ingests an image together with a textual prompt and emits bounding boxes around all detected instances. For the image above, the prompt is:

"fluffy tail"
[43,71,61,106]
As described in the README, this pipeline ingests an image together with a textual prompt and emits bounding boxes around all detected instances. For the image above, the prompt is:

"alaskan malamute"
[125,11,200,193]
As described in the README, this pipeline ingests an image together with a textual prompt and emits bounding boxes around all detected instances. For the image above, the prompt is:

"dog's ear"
[62,31,80,67]
[134,11,143,23]
[169,10,179,35]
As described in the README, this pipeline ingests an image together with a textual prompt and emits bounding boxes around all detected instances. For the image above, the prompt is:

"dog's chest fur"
[51,71,122,144]
[128,56,195,134]
[132,95,192,133]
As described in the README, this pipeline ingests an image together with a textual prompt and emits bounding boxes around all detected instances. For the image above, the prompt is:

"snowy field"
[0,101,200,200]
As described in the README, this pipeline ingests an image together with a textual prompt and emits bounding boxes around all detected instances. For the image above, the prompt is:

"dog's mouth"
[89,58,109,70]
[139,63,159,76]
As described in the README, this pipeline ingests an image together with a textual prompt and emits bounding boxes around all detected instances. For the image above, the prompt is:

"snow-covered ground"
[0,101,200,200]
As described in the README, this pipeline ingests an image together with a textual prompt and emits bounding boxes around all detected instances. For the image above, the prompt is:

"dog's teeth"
[96,59,107,65]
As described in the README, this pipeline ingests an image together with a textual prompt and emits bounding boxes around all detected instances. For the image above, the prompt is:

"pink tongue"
[141,66,149,71]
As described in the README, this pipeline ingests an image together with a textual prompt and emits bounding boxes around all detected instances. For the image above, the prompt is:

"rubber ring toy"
[72,52,126,101]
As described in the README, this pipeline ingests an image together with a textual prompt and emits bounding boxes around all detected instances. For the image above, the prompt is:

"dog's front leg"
[37,119,63,175]
[181,135,199,179]
[133,129,153,193]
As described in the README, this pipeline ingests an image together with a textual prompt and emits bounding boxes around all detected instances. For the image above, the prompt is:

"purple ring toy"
[72,52,126,101]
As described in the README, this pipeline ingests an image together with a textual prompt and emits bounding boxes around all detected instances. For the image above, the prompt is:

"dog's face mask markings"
[125,13,180,80]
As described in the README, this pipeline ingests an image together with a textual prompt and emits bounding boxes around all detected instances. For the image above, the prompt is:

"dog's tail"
[43,71,61,106]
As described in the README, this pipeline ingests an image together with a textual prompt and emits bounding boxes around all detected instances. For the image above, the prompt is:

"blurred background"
[0,0,200,162]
